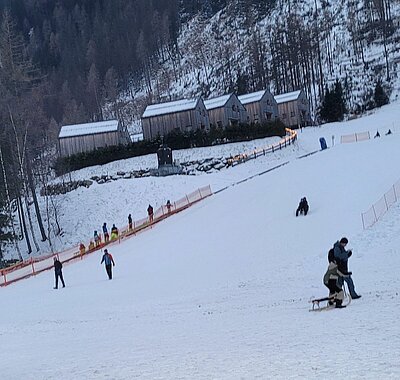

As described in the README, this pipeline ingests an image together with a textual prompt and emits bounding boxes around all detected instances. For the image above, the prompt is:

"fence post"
[384,194,389,211]
[3,272,6,286]
[186,195,190,205]
[372,205,378,223]
[199,187,203,198]
[394,185,398,202]
[31,257,35,275]
[361,213,365,230]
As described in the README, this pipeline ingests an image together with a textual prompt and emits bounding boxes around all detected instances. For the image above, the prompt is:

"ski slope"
[1,104,400,379]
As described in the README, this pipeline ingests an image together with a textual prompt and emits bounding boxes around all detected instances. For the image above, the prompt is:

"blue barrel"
[319,137,327,150]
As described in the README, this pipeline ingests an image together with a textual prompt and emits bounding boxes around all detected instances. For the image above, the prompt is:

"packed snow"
[1,102,400,379]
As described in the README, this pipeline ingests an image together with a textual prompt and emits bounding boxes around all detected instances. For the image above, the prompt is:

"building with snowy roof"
[274,90,312,128]
[141,98,210,140]
[58,120,130,157]
[204,94,247,128]
[238,89,278,124]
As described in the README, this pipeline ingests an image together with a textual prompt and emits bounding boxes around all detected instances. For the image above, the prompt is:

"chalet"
[274,90,312,128]
[141,98,210,140]
[238,89,278,124]
[204,93,247,128]
[58,120,130,157]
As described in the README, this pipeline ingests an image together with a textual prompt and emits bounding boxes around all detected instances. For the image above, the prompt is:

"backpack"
[328,248,335,263]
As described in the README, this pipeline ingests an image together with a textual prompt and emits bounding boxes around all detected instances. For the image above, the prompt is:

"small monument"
[150,145,183,176]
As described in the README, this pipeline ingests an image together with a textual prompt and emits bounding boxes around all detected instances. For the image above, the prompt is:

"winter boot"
[335,300,346,309]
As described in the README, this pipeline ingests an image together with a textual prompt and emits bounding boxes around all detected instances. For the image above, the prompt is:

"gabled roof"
[238,90,269,105]
[59,120,119,138]
[204,94,232,110]
[274,90,302,104]
[142,98,199,118]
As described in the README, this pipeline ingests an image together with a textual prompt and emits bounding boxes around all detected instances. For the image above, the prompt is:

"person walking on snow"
[53,257,65,289]
[128,214,132,230]
[101,249,115,280]
[333,237,361,299]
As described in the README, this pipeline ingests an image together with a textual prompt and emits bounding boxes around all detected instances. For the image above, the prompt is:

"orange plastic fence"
[0,185,212,287]
[227,128,297,166]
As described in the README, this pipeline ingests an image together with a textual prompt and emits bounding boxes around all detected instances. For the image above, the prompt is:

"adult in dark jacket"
[333,237,361,299]
[296,197,309,216]
[101,249,115,280]
[53,257,65,289]
[147,204,154,222]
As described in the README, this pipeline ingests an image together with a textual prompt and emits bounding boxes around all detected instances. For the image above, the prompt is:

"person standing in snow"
[102,223,109,243]
[53,257,65,289]
[333,237,361,299]
[147,204,154,223]
[94,230,101,247]
[128,214,132,230]
[166,200,172,214]
[101,249,115,280]
[110,224,119,240]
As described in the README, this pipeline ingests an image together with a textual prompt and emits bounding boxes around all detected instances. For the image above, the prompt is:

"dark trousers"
[55,272,65,288]
[105,264,113,279]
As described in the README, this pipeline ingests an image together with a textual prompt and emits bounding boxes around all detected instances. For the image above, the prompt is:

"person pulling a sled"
[333,237,361,299]
[296,197,309,216]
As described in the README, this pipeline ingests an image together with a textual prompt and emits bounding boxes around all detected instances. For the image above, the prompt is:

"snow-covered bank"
[1,102,400,379]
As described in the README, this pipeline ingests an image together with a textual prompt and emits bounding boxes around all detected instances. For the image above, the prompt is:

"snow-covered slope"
[1,102,400,379]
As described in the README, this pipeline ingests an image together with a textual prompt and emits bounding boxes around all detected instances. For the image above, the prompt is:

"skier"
[147,204,154,223]
[374,131,380,138]
[333,237,361,299]
[296,197,309,216]
[323,261,346,308]
[102,223,109,243]
[101,249,115,280]
[53,257,65,289]
[166,200,171,214]
[386,129,392,135]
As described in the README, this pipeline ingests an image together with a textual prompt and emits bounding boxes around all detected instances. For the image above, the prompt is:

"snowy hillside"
[1,102,400,379]
[5,102,399,260]
[132,0,400,126]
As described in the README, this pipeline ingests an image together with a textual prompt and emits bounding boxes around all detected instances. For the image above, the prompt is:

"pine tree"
[319,80,347,123]
[374,80,389,108]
